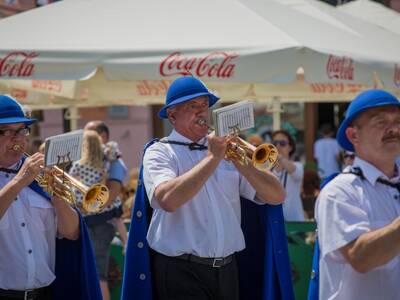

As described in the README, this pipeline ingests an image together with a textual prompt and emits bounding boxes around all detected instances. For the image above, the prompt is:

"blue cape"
[28,177,102,300]
[121,139,294,300]
[307,172,340,300]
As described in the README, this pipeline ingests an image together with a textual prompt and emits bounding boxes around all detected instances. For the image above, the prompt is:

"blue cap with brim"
[0,95,37,126]
[337,89,400,151]
[158,77,219,119]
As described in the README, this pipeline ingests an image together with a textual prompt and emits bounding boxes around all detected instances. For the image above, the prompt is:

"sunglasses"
[0,127,30,137]
[272,140,289,147]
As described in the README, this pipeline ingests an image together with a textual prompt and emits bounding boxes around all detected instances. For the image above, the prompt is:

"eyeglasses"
[272,140,289,147]
[0,127,30,137]
[344,154,355,159]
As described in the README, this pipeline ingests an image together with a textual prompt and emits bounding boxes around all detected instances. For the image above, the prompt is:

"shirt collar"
[169,130,207,146]
[351,157,400,185]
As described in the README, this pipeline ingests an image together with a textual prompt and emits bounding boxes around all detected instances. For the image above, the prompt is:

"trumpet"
[12,145,109,213]
[198,120,279,169]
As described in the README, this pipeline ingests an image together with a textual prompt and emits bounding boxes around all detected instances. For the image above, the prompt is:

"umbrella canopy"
[338,0,400,36]
[0,0,399,109]
[0,0,398,84]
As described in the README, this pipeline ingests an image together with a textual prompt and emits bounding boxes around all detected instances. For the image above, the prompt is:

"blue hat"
[337,89,400,151]
[158,77,219,119]
[0,95,37,126]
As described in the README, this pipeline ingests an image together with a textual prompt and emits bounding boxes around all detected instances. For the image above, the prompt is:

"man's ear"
[167,108,176,124]
[345,126,358,147]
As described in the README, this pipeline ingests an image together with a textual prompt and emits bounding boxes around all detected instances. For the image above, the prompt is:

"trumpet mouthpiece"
[12,144,22,152]
[197,119,208,127]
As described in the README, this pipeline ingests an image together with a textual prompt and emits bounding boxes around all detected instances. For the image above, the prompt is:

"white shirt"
[274,161,304,221]
[316,157,400,300]
[143,130,257,258]
[0,162,57,290]
[313,137,341,178]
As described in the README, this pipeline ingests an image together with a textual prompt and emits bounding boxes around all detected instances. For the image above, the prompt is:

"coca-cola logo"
[394,64,400,87]
[326,55,354,81]
[0,51,38,77]
[159,51,238,78]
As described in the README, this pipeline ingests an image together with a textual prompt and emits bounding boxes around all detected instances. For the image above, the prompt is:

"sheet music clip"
[44,130,84,167]
[212,100,255,137]
[228,124,241,136]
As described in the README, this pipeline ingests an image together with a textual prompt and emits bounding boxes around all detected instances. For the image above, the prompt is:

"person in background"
[316,89,400,300]
[120,168,139,220]
[272,129,305,221]
[83,120,128,300]
[28,137,43,155]
[246,134,263,147]
[301,169,320,220]
[313,123,341,179]
[341,150,355,169]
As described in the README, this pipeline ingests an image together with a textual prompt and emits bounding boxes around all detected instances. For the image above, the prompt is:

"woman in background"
[272,130,305,221]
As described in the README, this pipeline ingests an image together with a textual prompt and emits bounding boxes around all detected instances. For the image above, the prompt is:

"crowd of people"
[0,77,399,300]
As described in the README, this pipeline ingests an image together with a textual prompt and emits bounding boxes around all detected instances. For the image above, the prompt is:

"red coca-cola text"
[0,52,38,77]
[159,51,237,78]
[326,55,354,81]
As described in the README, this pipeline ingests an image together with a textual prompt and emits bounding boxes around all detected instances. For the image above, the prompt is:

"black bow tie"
[159,139,208,151]
[0,167,18,174]
[377,178,400,193]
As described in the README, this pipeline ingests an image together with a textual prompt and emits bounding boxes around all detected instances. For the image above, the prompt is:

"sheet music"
[212,100,254,136]
[44,130,83,167]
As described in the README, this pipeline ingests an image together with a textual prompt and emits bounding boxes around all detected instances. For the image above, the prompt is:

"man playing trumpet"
[122,77,292,300]
[0,95,101,300]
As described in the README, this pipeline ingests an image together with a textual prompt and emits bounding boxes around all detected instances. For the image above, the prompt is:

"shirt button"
[136,210,142,218]
[139,273,146,280]
[137,242,144,248]
[21,222,25,227]
[28,249,32,254]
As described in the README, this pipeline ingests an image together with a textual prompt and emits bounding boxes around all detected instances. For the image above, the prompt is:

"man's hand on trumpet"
[14,152,44,187]
[206,131,232,162]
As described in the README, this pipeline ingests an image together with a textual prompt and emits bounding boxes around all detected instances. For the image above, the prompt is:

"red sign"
[0,52,38,77]
[310,83,364,94]
[326,55,354,81]
[159,51,238,78]
[394,64,400,87]
[31,80,63,93]
[136,80,172,96]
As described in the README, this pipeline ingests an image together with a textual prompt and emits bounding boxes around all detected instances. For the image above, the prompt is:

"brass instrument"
[12,145,109,213]
[198,120,279,169]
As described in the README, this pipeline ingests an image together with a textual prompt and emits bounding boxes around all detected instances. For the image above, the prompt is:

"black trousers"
[0,285,52,300]
[152,252,239,300]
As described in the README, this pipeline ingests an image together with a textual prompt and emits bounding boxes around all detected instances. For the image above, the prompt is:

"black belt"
[0,286,49,300]
[175,253,234,268]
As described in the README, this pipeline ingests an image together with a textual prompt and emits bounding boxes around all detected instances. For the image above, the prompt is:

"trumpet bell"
[252,144,279,168]
[81,183,109,213]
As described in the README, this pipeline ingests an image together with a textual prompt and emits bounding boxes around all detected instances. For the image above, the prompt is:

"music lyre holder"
[56,152,72,183]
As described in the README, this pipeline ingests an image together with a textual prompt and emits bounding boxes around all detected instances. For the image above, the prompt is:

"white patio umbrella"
[1,0,399,131]
[338,0,400,36]
[0,0,398,86]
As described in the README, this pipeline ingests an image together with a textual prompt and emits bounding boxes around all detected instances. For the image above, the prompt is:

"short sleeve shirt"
[274,161,305,221]
[316,157,400,300]
[0,161,57,290]
[143,130,257,258]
